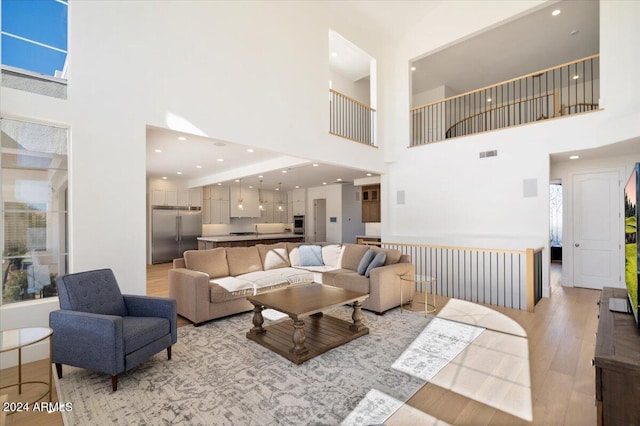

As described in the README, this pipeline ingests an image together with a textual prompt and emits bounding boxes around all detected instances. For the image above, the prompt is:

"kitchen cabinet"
[362,184,380,223]
[292,188,306,216]
[151,188,200,207]
[202,185,230,224]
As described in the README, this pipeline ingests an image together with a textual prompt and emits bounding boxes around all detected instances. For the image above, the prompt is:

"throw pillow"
[299,245,323,266]
[365,252,387,278]
[357,249,376,275]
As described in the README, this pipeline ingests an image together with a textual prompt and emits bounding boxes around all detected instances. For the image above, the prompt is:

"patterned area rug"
[55,308,483,425]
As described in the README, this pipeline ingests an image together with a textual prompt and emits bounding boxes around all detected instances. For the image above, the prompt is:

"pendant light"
[277,182,284,211]
[237,179,244,210]
[258,179,265,211]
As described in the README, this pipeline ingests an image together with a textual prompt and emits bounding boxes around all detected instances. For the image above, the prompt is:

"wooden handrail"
[382,241,527,255]
[411,53,600,111]
[330,89,376,112]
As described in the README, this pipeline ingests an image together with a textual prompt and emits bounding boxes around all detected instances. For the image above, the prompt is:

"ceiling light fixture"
[277,182,284,211]
[552,9,560,16]
[258,175,263,178]
[411,66,416,71]
[331,52,338,57]
[295,185,300,189]
[281,170,287,174]
[366,173,372,177]
[322,182,327,185]
[154,149,162,153]
[247,148,254,153]
[573,75,579,80]
[336,178,342,182]
[162,176,167,180]
[487,98,492,103]
[196,165,202,169]
[217,158,224,162]
[313,164,319,167]
[258,180,264,211]
[177,171,182,175]
[178,136,187,141]
[570,155,580,160]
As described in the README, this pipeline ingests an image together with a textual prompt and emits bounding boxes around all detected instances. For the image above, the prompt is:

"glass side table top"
[0,327,53,352]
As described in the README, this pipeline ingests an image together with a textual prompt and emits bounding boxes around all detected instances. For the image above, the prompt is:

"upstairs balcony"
[410,54,600,146]
[329,88,376,147]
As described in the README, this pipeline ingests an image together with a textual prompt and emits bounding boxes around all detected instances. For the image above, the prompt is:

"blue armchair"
[49,269,177,391]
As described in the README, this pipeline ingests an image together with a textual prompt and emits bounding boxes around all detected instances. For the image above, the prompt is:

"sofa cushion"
[341,244,370,271]
[209,277,254,303]
[321,269,352,287]
[184,248,229,278]
[373,247,403,265]
[257,243,290,270]
[365,251,387,278]
[238,268,313,289]
[122,316,170,355]
[357,249,376,275]
[328,271,370,294]
[321,244,343,268]
[226,246,263,276]
[299,245,323,266]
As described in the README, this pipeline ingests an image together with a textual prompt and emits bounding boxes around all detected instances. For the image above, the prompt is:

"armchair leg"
[167,346,172,360]
[55,363,63,379]
[112,375,118,392]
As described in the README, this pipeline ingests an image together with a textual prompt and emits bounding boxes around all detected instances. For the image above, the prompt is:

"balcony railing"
[362,241,544,312]
[329,89,376,146]
[411,54,600,146]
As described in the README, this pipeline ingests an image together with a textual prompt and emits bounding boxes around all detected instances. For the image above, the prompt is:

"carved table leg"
[351,300,366,332]
[290,317,308,355]
[249,303,266,335]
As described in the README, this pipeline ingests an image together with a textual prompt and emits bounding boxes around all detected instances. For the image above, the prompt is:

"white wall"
[341,184,365,243]
[330,70,371,106]
[306,184,343,243]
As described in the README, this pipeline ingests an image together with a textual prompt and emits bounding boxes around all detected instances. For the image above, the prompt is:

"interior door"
[573,171,621,289]
[314,199,327,243]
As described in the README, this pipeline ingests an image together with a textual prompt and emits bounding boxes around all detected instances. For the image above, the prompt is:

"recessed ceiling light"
[295,185,300,189]
[281,170,287,174]
[313,164,319,167]
[247,148,254,153]
[411,66,416,71]
[552,9,560,16]
[336,178,342,182]
[573,75,579,80]
[235,179,240,182]
[177,171,182,175]
[570,155,580,160]
[154,149,162,153]
[162,176,167,180]
[249,185,253,189]
[217,158,224,162]
[487,98,492,103]
[217,183,222,186]
[331,52,338,57]
[322,182,327,185]
[177,136,187,141]
[196,165,202,169]
[366,173,372,177]
[275,187,279,191]
[258,175,263,178]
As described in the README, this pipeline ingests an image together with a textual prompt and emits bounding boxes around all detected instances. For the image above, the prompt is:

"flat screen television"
[624,163,639,326]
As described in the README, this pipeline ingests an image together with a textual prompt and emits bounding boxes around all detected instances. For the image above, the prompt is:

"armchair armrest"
[49,310,124,376]
[368,262,415,313]
[168,268,211,324]
[124,295,177,344]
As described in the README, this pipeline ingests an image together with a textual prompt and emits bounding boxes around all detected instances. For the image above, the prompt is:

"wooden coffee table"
[246,283,369,364]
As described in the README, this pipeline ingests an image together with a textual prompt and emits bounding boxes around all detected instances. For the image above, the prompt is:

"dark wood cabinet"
[594,287,640,425]
[362,184,380,223]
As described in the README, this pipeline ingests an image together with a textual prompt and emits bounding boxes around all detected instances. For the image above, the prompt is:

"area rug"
[54,308,483,426]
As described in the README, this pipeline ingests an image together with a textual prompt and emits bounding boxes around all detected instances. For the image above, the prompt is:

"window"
[1,118,68,305]
[1,0,68,78]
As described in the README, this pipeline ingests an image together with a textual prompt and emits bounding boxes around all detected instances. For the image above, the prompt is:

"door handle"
[575,243,580,247]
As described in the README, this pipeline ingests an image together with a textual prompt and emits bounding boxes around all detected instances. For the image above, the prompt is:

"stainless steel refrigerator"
[152,206,202,264]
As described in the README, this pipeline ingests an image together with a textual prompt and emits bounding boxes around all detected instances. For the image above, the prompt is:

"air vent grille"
[479,150,498,158]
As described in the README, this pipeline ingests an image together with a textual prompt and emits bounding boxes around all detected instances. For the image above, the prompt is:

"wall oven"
[293,215,304,235]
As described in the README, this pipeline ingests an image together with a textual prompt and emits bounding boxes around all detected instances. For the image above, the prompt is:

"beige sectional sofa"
[169,242,414,326]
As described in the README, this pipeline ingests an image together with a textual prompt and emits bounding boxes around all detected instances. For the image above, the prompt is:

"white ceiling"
[411,1,599,96]
[550,137,640,164]
[146,126,378,191]
[329,30,372,82]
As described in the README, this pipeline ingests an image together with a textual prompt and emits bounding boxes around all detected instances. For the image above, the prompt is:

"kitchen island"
[197,233,304,249]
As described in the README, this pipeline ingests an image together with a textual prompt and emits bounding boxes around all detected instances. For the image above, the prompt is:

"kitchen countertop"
[356,235,381,239]
[197,233,303,242]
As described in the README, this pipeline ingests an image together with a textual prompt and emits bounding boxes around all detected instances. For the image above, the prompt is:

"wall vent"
[479,150,498,158]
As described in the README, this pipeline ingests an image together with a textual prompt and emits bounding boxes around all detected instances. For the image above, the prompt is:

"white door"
[573,171,621,289]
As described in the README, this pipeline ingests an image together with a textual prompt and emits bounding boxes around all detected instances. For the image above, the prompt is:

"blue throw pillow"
[365,252,387,278]
[357,249,376,275]
[299,245,323,266]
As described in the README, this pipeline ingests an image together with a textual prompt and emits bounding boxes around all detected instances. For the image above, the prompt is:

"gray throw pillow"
[365,252,387,278]
[357,249,376,275]
[299,245,323,266]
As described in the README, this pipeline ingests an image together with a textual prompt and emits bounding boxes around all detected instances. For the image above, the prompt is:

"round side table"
[0,327,53,413]
[400,275,437,317]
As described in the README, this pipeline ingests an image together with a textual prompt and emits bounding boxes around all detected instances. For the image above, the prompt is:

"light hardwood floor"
[1,263,599,425]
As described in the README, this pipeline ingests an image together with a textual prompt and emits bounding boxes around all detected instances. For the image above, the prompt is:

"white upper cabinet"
[292,188,306,216]
[230,186,260,217]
